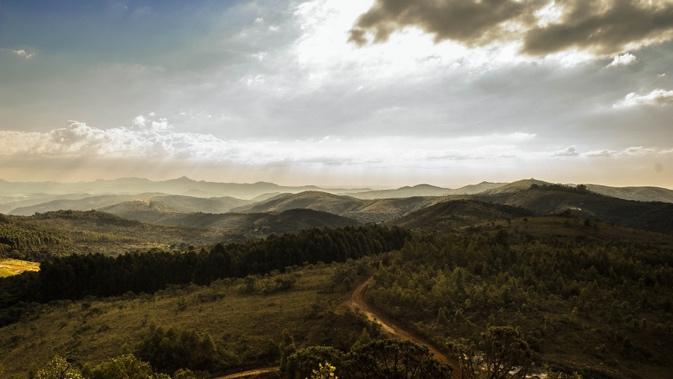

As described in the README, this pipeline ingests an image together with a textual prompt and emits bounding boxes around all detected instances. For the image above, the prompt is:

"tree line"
[0,225,408,321]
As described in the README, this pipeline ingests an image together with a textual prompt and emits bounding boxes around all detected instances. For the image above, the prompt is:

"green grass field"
[0,258,40,277]
[0,261,371,378]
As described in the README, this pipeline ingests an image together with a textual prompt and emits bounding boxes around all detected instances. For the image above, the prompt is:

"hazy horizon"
[1,175,672,192]
[2,0,673,187]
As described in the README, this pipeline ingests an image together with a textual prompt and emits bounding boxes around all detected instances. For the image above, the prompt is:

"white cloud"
[1,48,35,59]
[607,53,637,67]
[584,149,617,158]
[613,89,673,108]
[553,146,579,157]
[132,115,147,127]
[582,146,660,158]
[3,116,671,180]
[0,117,540,168]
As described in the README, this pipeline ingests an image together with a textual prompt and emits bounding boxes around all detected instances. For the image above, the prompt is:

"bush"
[285,346,345,379]
[84,354,169,379]
[283,339,452,379]
[33,356,84,379]
[136,326,225,374]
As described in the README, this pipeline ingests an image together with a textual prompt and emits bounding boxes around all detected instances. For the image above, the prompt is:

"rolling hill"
[232,191,364,214]
[99,202,359,237]
[349,182,505,199]
[477,184,673,234]
[585,184,673,203]
[9,193,252,216]
[1,206,360,259]
[0,193,92,214]
[230,191,446,222]
[480,178,551,194]
[0,210,222,258]
[394,199,533,230]
[9,193,162,215]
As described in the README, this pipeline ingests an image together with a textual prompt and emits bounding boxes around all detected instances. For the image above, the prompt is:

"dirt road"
[215,276,457,378]
[346,277,454,366]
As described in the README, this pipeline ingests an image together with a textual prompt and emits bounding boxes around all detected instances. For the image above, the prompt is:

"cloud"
[349,0,540,46]
[523,0,673,55]
[0,117,541,168]
[1,48,35,59]
[607,52,637,67]
[350,0,673,56]
[582,146,659,158]
[584,149,618,158]
[613,89,673,108]
[553,146,579,157]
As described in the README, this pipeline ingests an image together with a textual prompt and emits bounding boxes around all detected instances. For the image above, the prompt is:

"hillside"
[366,220,673,378]
[10,193,251,216]
[100,201,358,236]
[349,184,452,199]
[0,210,221,258]
[478,184,673,234]
[150,194,250,213]
[9,193,162,215]
[481,178,552,194]
[349,182,505,199]
[232,191,445,222]
[0,193,92,214]
[0,262,374,377]
[394,199,532,230]
[233,191,363,214]
[585,184,673,203]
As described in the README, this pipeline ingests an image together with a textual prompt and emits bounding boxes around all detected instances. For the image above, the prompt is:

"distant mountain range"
[0,177,364,199]
[2,177,673,237]
[1,177,672,206]
[3,176,673,260]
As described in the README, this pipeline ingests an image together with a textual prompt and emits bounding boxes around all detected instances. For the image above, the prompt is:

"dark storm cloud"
[350,0,673,55]
[524,0,673,55]
[348,0,541,46]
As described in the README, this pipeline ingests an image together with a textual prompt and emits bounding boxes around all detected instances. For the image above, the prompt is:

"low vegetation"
[0,260,376,377]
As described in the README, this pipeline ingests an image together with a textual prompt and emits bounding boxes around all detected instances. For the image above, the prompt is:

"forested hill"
[100,203,358,234]
[0,210,221,259]
[394,199,532,230]
[478,184,673,234]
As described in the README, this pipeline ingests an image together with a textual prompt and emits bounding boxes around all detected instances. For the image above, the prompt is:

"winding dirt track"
[214,276,457,378]
[346,277,456,368]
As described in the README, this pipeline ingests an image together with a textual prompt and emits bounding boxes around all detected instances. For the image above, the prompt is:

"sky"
[1,0,673,188]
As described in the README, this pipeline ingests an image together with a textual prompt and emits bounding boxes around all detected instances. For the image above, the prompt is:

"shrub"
[136,326,224,374]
